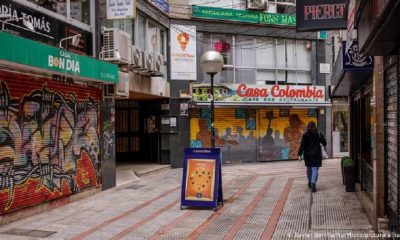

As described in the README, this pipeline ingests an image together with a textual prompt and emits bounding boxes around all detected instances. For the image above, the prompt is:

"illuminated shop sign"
[192,83,327,104]
[296,0,347,31]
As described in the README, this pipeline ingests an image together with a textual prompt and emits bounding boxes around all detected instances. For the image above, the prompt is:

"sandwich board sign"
[181,148,223,211]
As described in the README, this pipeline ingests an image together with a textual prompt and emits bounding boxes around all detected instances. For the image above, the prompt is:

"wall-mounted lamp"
[0,15,35,32]
[59,34,82,48]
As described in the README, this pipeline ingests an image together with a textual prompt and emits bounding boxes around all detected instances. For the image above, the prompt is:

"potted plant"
[340,157,346,185]
[342,157,355,192]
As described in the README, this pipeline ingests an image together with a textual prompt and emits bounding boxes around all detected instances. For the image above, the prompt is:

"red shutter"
[0,70,101,213]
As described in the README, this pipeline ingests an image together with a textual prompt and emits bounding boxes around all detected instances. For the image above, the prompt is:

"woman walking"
[298,121,327,193]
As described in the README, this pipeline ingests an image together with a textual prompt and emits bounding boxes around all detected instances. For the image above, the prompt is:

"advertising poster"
[170,25,197,80]
[181,148,223,210]
[107,0,136,19]
[185,159,216,201]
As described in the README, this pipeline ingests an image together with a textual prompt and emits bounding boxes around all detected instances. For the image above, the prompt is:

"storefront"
[0,31,118,213]
[190,83,329,163]
[332,98,350,157]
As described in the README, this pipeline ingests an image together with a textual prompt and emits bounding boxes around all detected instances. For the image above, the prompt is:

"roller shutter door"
[190,107,318,163]
[385,57,399,226]
[0,70,101,213]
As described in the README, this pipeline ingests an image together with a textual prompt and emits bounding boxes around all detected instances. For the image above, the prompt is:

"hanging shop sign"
[191,6,296,27]
[181,148,223,211]
[192,83,327,105]
[0,0,92,55]
[148,0,169,14]
[170,24,197,80]
[342,41,374,70]
[107,0,136,19]
[0,31,118,84]
[296,0,347,31]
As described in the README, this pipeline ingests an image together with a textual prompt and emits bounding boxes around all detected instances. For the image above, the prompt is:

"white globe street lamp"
[200,51,224,148]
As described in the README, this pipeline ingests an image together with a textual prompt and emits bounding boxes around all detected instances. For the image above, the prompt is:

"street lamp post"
[200,51,224,148]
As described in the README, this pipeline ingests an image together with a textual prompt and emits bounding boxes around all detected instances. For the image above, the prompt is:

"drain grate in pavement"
[2,228,57,238]
[125,184,145,190]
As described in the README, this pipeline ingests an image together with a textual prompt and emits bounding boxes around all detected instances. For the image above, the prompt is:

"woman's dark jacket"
[298,131,327,167]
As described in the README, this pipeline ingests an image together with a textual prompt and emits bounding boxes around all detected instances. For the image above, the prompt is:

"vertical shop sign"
[181,148,223,210]
[170,25,197,80]
[107,0,136,19]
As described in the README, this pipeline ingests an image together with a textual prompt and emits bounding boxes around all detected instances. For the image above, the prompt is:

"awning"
[0,31,118,84]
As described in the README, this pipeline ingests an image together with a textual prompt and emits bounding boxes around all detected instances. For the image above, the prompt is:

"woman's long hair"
[307,121,318,134]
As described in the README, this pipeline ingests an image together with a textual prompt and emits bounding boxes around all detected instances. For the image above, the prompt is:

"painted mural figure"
[196,119,237,148]
[284,114,305,159]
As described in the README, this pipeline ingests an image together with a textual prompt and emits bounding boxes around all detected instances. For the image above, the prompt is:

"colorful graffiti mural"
[0,77,99,212]
[190,108,317,163]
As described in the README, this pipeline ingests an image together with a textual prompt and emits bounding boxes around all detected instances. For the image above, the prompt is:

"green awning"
[0,31,118,84]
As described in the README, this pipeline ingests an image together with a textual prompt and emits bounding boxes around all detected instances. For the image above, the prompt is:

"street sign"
[181,148,223,211]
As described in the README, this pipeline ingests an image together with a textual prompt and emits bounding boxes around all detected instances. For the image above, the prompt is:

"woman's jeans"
[307,167,319,184]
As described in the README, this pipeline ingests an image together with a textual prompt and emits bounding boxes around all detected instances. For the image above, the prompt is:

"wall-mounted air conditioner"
[103,71,130,98]
[130,45,143,69]
[152,52,164,76]
[100,27,132,65]
[246,0,267,11]
[143,51,155,72]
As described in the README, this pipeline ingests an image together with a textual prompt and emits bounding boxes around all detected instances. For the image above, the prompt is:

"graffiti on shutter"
[190,108,317,163]
[0,71,100,213]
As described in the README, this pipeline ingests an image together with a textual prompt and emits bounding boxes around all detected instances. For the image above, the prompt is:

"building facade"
[356,0,400,233]
[97,0,173,187]
[331,0,400,232]
[169,0,332,166]
[0,0,118,220]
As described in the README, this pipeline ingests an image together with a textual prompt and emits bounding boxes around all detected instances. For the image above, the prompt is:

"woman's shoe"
[311,183,316,193]
[308,182,311,188]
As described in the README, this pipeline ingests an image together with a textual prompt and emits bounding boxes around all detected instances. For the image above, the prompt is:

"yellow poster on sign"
[185,159,216,201]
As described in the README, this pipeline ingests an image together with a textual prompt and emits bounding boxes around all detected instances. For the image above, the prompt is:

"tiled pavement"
[0,159,374,240]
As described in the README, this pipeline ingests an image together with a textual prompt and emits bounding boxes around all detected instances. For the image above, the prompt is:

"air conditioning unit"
[152,52,164,75]
[130,45,143,69]
[246,0,267,10]
[142,51,155,72]
[103,71,130,98]
[101,28,132,65]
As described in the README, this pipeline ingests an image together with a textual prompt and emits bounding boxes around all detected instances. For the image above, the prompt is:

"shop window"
[26,0,91,25]
[70,0,90,24]
[113,19,134,41]
[27,0,67,17]
[147,22,158,52]
[200,33,312,84]
[137,14,146,50]
[333,104,349,155]
[160,30,166,57]
[235,69,256,84]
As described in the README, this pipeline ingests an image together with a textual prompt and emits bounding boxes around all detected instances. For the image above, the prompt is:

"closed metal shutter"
[190,107,318,163]
[0,70,101,213]
[385,56,400,230]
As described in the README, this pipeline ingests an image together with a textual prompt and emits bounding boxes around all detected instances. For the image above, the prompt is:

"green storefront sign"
[0,31,118,84]
[191,6,296,26]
